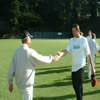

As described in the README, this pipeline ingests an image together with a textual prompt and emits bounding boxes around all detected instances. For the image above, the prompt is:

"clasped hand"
[52,51,62,62]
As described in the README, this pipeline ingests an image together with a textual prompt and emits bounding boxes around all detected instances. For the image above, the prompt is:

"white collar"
[22,44,29,48]
[74,35,81,39]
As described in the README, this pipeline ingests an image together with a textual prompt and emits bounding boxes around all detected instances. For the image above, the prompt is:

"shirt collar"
[22,44,29,48]
[74,35,81,39]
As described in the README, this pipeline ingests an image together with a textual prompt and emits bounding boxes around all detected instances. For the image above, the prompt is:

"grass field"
[0,39,100,100]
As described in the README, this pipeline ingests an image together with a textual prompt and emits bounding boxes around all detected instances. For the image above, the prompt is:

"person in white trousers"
[88,33,100,78]
[86,30,92,75]
[8,31,56,100]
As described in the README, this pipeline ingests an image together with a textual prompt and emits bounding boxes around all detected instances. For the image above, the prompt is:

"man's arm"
[30,49,57,66]
[55,50,68,61]
[8,57,15,93]
[52,56,57,62]
[58,50,68,57]
[95,41,100,53]
[88,54,95,76]
[98,48,100,53]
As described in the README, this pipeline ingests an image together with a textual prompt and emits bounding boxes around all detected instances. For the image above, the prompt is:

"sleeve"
[95,41,99,51]
[66,39,72,53]
[30,49,52,66]
[8,56,15,84]
[84,38,90,56]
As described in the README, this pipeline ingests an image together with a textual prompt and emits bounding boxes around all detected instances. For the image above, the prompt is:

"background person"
[55,24,95,100]
[88,33,100,78]
[80,32,84,36]
[86,30,92,63]
[8,31,56,100]
[86,30,92,42]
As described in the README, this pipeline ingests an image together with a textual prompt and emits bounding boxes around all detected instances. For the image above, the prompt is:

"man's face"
[72,26,80,37]
[88,31,92,36]
[72,28,78,37]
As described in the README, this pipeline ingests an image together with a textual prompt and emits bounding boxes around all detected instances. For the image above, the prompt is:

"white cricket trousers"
[18,86,33,100]
[88,54,95,78]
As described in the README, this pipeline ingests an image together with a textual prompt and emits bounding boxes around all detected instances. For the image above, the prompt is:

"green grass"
[0,39,100,100]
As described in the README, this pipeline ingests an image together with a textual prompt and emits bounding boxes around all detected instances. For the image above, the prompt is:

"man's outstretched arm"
[55,50,68,61]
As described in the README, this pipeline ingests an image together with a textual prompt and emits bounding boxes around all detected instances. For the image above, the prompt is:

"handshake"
[52,51,62,62]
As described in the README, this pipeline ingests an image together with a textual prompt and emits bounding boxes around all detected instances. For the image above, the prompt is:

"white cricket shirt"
[8,44,52,89]
[66,36,90,72]
[88,39,99,56]
[86,36,92,41]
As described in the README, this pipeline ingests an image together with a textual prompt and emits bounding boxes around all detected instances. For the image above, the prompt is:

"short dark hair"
[22,38,27,43]
[72,24,80,30]
[88,30,92,32]
[72,24,80,32]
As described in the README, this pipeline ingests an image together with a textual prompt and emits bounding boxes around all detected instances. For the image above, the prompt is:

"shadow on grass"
[36,66,71,71]
[34,94,75,100]
[95,62,100,65]
[95,70,100,75]
[36,66,71,75]
[34,81,72,88]
[84,89,100,96]
[62,77,72,81]
[83,79,91,84]
[95,56,100,58]
[33,89,100,100]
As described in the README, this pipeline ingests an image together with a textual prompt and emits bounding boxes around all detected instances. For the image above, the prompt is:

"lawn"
[0,39,100,100]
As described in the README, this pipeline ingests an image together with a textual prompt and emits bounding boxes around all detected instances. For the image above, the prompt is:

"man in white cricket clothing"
[86,30,92,42]
[88,33,100,78]
[55,24,95,100]
[8,31,56,100]
[86,30,92,76]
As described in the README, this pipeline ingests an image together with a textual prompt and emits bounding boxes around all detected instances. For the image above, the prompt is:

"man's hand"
[55,55,61,61]
[53,51,62,61]
[98,50,100,53]
[52,50,68,62]
[57,51,62,57]
[52,56,57,62]
[9,83,13,93]
[52,55,61,62]
[91,74,97,87]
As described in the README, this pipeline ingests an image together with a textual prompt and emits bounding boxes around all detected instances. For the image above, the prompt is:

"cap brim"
[21,30,33,39]
[29,34,33,38]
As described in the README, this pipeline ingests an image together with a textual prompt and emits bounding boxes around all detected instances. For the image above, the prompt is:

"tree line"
[0,0,100,37]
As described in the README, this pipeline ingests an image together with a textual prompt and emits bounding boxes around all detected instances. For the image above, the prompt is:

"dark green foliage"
[0,0,100,37]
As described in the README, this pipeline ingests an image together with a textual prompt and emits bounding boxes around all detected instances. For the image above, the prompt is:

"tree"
[18,0,42,31]
[7,0,20,32]
[89,0,98,19]
[0,0,100,36]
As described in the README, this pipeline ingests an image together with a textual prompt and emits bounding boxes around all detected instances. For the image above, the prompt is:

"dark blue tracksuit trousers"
[72,68,84,100]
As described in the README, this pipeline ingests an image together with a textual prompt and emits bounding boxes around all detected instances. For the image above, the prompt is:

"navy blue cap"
[21,30,33,39]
